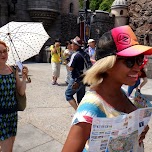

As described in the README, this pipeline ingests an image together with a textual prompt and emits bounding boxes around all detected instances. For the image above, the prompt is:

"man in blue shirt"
[65,36,86,110]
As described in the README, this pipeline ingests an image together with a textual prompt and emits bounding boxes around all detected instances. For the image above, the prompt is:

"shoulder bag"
[11,66,26,111]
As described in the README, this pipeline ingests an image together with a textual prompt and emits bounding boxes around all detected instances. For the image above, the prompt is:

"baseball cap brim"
[117,45,152,57]
[88,39,95,43]
[71,39,82,46]
[87,41,95,46]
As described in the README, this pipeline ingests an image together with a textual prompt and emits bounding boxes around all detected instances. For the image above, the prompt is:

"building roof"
[111,0,128,9]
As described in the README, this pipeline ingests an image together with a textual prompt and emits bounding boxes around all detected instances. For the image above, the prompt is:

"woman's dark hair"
[55,38,61,43]
[95,31,117,60]
[65,41,71,49]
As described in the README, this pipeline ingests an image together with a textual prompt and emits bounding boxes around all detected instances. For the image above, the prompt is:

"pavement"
[13,63,152,152]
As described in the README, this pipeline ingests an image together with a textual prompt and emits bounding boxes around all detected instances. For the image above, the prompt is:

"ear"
[106,66,115,76]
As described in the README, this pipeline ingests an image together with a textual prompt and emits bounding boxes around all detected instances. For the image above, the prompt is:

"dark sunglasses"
[117,55,144,68]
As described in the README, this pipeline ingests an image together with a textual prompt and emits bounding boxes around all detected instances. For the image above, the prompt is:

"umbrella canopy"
[0,21,50,65]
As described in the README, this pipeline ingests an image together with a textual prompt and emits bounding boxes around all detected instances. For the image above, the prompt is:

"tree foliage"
[79,0,114,12]
[99,0,114,12]
[79,0,84,9]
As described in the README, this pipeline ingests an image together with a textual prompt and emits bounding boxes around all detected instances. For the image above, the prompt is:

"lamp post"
[84,0,89,23]
[77,0,92,49]
[83,0,90,48]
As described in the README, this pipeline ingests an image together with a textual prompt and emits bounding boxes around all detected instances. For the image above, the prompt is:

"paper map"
[89,107,152,152]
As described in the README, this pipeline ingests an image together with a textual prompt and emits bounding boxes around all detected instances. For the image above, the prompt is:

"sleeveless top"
[0,72,17,140]
[72,91,144,152]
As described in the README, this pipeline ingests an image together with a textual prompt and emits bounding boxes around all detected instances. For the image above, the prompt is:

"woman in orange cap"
[62,25,152,152]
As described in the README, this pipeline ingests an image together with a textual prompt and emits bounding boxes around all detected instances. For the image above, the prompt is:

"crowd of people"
[49,36,95,110]
[1,25,152,151]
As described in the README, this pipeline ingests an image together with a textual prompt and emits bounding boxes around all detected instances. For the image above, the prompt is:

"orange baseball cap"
[111,25,152,57]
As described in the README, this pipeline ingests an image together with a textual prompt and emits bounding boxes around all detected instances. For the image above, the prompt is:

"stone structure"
[90,10,114,40]
[127,0,152,78]
[127,0,152,46]
[0,0,115,62]
[1,0,151,76]
[0,0,79,62]
[111,0,129,27]
[76,9,114,46]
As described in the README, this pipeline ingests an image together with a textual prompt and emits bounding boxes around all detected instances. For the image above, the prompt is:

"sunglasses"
[117,55,144,68]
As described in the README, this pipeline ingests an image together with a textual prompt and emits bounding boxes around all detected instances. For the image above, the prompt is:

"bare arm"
[90,58,96,64]
[139,125,149,145]
[63,49,70,57]
[62,122,91,152]
[51,47,57,54]
[68,66,73,71]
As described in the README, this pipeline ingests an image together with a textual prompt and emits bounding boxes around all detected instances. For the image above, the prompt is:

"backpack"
[78,52,92,72]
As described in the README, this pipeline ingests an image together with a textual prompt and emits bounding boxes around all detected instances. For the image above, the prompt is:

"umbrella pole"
[9,34,22,63]
[9,35,31,83]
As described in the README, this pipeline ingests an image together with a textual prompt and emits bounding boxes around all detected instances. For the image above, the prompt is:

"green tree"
[99,0,114,12]
[89,0,97,11]
[90,0,104,11]
[79,0,114,12]
[79,0,83,9]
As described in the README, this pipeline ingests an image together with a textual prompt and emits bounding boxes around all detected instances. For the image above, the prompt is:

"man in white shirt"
[85,39,96,64]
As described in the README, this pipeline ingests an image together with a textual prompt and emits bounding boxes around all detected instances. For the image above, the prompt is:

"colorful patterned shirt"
[72,90,144,152]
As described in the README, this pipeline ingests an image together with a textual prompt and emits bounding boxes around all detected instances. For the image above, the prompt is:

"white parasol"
[0,21,50,65]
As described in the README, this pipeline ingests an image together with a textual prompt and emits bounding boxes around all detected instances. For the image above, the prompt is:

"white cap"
[88,39,95,44]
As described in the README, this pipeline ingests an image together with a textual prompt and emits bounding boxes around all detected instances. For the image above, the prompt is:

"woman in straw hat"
[62,25,152,152]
